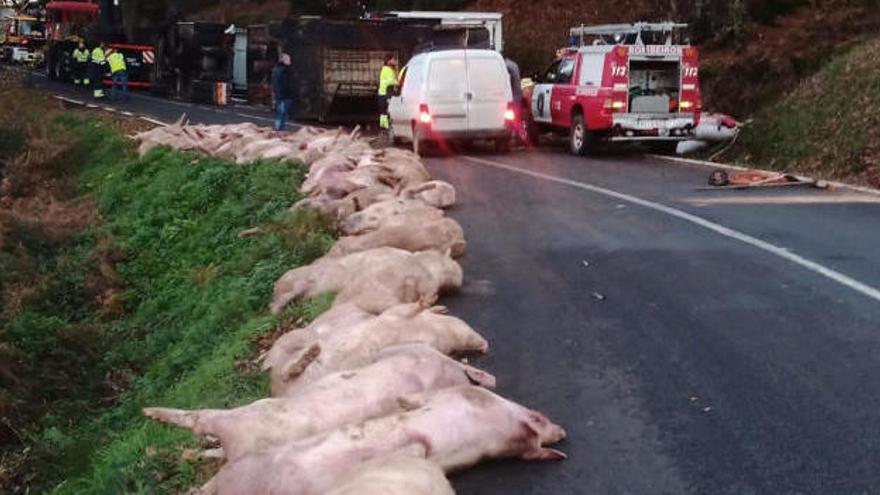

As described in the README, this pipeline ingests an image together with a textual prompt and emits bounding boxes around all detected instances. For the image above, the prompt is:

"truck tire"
[569,113,595,156]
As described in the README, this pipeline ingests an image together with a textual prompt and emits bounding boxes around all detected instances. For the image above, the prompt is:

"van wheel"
[569,114,595,156]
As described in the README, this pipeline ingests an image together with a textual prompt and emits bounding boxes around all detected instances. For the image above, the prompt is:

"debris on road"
[591,292,606,301]
[702,169,828,191]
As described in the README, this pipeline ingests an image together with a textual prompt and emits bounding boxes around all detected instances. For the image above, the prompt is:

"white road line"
[463,155,880,305]
[52,95,85,105]
[235,112,275,123]
[139,116,168,126]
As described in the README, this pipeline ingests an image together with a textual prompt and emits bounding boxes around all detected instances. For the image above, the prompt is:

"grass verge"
[731,36,880,187]
[1,95,335,493]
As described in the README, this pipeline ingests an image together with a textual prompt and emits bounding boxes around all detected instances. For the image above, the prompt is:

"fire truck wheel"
[569,114,595,156]
[494,136,511,154]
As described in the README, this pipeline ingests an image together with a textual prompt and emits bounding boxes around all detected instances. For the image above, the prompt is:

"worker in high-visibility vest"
[90,41,107,99]
[107,48,129,101]
[71,40,90,87]
[377,54,399,133]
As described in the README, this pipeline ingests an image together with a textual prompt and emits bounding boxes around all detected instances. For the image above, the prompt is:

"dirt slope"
[700,1,880,116]
[731,34,880,187]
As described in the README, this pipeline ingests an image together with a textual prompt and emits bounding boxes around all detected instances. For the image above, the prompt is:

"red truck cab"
[527,22,702,155]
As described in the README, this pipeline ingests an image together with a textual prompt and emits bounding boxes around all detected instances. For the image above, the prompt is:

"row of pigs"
[132,122,567,494]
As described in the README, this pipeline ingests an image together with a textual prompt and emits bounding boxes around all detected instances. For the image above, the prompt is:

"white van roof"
[413,48,502,60]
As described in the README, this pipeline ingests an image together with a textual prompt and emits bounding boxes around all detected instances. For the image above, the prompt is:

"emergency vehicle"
[526,22,702,155]
[1,13,45,64]
[44,1,156,90]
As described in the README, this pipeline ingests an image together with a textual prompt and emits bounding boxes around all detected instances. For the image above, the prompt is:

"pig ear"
[521,447,567,461]
[464,365,497,389]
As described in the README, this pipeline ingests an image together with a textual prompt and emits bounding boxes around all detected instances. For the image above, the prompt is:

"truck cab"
[527,22,702,155]
[2,14,45,63]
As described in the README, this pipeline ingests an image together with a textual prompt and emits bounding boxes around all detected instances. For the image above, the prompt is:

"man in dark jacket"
[272,53,293,131]
[504,57,527,144]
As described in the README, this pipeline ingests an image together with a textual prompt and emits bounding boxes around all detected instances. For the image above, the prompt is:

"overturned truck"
[270,14,501,123]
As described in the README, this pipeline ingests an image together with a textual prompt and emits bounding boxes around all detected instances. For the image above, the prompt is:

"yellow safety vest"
[378,65,398,96]
[91,47,106,64]
[108,52,126,74]
[73,48,90,63]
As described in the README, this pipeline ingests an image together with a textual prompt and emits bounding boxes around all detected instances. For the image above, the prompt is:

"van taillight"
[504,103,516,121]
[419,104,432,124]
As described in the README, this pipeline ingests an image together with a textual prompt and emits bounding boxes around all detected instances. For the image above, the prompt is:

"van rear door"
[465,52,511,134]
[426,54,468,135]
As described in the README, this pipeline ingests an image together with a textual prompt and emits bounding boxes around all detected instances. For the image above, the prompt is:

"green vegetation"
[1,108,335,493]
[733,36,880,186]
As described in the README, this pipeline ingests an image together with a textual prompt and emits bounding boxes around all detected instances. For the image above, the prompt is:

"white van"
[388,49,515,154]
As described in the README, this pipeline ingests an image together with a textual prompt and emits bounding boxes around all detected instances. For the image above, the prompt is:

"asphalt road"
[424,149,880,495]
[32,75,880,494]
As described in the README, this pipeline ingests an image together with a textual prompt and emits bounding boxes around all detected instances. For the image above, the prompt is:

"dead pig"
[271,248,463,315]
[203,386,565,495]
[270,304,489,395]
[340,199,445,235]
[144,344,494,461]
[325,217,466,259]
[326,454,454,495]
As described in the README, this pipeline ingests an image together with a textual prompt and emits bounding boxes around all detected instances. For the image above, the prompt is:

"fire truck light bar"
[569,22,688,38]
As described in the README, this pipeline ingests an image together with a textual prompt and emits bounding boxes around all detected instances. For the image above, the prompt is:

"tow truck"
[526,22,703,155]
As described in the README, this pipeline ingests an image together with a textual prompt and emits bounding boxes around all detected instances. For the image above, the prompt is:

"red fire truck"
[526,22,702,155]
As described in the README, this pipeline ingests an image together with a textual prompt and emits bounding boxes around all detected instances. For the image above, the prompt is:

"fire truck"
[44,1,156,90]
[1,13,46,64]
[526,22,703,155]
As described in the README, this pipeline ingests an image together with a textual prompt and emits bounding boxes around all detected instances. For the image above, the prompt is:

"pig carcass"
[203,386,565,495]
[144,344,495,461]
[261,303,373,374]
[403,181,457,209]
[289,185,396,220]
[326,455,454,495]
[270,304,489,395]
[340,199,445,235]
[271,248,463,315]
[325,216,466,259]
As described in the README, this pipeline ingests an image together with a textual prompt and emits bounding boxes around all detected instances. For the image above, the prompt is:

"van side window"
[579,53,605,86]
[556,58,576,85]
[402,61,422,98]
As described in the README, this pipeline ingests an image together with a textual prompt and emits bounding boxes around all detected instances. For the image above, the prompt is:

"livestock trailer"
[271,16,438,123]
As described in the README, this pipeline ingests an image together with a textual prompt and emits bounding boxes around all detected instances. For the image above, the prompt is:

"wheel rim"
[573,123,584,150]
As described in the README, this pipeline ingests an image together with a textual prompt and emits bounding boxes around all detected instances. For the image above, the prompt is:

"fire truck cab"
[527,22,702,155]
[2,14,46,63]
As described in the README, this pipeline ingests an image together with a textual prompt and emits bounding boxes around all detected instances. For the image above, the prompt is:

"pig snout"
[528,410,567,445]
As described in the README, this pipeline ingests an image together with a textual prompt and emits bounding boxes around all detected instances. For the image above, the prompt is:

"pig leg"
[279,343,322,381]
